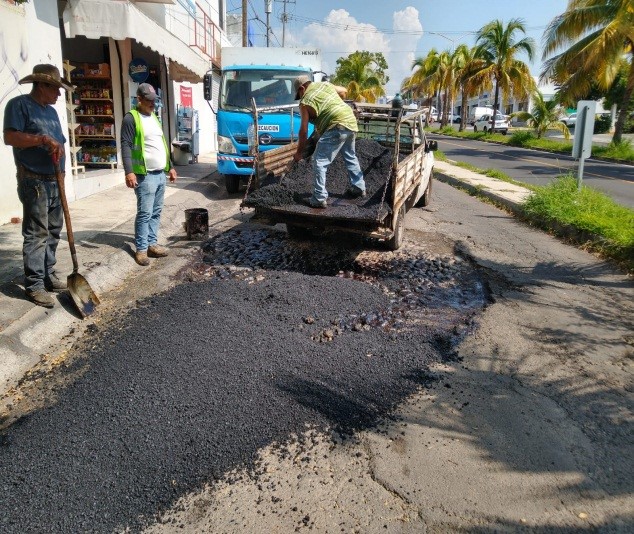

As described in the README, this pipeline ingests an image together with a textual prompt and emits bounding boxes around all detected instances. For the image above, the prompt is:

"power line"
[282,13,547,36]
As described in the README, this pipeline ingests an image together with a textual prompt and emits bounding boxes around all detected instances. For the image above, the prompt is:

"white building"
[0,0,232,224]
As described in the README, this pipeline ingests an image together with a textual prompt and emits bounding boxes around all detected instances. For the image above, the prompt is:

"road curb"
[433,169,527,215]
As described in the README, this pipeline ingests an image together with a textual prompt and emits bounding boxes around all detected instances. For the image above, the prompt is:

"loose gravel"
[0,227,487,533]
[245,139,395,217]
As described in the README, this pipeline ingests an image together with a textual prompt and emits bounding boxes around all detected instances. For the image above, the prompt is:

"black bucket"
[184,208,209,240]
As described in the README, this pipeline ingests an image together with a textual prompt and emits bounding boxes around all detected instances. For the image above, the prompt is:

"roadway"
[428,133,634,209]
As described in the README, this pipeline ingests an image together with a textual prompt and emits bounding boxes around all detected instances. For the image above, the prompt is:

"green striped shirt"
[301,82,358,134]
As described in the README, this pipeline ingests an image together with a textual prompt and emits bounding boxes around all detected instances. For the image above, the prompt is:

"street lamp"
[427,31,472,124]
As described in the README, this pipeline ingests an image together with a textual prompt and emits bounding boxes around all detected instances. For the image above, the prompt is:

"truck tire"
[415,171,433,207]
[225,174,241,194]
[386,204,405,251]
[473,125,478,132]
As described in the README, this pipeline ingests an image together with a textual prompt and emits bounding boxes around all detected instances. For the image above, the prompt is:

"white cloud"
[281,8,422,96]
[387,7,423,95]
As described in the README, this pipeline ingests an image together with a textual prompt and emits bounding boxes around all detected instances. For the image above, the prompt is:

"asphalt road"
[429,133,634,208]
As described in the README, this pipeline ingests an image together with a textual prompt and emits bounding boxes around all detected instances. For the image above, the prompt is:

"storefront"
[0,0,223,223]
[61,0,212,185]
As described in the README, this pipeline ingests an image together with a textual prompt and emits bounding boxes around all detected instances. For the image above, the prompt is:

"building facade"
[1,0,230,223]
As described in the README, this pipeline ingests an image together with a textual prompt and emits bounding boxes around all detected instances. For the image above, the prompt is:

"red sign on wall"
[180,85,192,107]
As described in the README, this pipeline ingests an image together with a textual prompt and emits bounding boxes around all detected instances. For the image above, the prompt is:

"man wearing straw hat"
[3,64,71,308]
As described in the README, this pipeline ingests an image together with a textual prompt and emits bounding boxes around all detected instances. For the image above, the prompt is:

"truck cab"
[208,47,321,193]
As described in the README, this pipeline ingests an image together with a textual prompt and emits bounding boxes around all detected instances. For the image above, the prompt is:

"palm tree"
[513,90,570,139]
[453,45,491,131]
[541,0,634,143]
[331,51,387,103]
[406,48,451,125]
[475,18,537,123]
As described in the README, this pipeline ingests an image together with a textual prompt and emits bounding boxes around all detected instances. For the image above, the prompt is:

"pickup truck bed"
[241,106,436,248]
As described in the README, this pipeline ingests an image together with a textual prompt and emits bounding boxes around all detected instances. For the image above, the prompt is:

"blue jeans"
[312,127,365,202]
[17,178,63,292]
[134,171,166,252]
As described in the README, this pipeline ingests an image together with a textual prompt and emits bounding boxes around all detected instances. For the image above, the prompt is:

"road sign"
[572,100,596,189]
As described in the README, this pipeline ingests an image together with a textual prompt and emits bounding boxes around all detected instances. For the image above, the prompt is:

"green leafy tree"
[331,51,388,103]
[541,0,634,143]
[513,90,570,138]
[475,18,536,123]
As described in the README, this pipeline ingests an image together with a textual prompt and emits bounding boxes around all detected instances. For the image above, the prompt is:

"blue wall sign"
[129,58,149,83]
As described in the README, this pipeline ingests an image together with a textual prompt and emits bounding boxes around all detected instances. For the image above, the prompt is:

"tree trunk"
[611,57,634,144]
[492,79,500,125]
[460,89,468,132]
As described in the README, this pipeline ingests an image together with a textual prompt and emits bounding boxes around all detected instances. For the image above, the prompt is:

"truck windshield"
[220,69,305,110]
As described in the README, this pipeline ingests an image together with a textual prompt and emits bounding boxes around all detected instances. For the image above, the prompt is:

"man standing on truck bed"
[292,75,365,209]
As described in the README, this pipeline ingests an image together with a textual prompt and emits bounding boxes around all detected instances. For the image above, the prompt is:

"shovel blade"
[67,273,100,318]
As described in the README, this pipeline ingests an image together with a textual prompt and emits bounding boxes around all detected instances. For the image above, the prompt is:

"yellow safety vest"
[129,109,170,175]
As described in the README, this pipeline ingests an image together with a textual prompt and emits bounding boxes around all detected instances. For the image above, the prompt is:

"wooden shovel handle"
[54,162,79,273]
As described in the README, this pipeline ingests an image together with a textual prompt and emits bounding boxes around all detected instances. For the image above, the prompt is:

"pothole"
[185,226,490,349]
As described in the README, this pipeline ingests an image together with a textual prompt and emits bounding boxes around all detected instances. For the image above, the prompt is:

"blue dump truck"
[204,47,322,194]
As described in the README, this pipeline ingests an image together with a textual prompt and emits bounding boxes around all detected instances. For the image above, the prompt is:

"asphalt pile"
[0,229,487,533]
[246,138,395,208]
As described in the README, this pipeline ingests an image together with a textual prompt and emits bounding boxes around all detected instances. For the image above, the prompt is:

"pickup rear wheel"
[416,171,433,207]
[386,204,405,251]
[225,174,241,194]
[473,125,478,132]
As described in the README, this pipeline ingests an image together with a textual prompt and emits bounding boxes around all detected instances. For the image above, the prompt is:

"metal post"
[265,0,272,47]
[576,106,588,191]
[242,0,247,47]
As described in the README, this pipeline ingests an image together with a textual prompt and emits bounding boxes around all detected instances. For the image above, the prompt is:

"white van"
[469,106,494,125]
[420,106,438,122]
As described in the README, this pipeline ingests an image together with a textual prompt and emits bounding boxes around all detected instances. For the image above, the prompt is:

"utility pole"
[276,0,295,47]
[242,0,247,47]
[265,0,272,47]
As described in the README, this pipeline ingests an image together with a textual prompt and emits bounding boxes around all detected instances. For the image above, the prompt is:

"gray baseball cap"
[137,83,157,101]
[293,75,311,100]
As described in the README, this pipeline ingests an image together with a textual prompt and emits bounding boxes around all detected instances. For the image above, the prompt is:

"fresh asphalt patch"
[0,228,487,532]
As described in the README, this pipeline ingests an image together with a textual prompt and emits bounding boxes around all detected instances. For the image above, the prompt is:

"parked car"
[561,113,577,128]
[473,113,509,135]
[469,106,494,125]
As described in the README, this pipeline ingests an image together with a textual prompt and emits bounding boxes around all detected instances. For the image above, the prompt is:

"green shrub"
[508,130,536,146]
[594,114,611,134]
[594,139,634,161]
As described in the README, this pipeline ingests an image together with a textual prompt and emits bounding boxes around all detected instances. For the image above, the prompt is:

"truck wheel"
[416,171,433,207]
[386,204,405,251]
[225,174,241,194]
[473,125,477,132]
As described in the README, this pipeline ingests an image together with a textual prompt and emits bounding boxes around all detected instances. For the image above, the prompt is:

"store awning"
[63,0,209,83]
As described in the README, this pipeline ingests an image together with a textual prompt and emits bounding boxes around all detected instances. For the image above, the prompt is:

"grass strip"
[432,127,634,163]
[522,176,634,271]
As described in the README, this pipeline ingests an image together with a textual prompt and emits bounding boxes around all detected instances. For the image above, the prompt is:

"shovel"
[279,159,297,186]
[54,161,100,318]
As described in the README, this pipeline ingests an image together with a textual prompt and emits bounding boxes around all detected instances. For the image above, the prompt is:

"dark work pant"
[17,178,63,292]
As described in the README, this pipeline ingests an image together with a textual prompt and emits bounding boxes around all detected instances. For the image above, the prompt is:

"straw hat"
[18,64,73,91]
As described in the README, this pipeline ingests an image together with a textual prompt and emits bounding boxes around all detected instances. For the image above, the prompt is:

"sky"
[228,0,570,95]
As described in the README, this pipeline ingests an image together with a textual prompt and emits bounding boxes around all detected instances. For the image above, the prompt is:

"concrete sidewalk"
[0,156,532,399]
[434,159,532,212]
